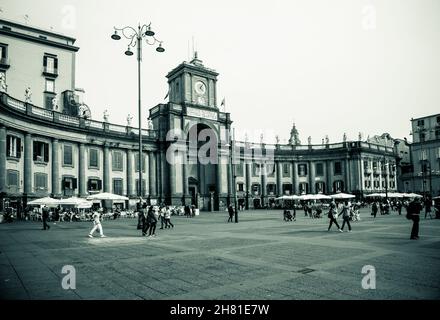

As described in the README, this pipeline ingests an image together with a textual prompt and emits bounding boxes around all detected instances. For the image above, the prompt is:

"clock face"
[195,81,206,95]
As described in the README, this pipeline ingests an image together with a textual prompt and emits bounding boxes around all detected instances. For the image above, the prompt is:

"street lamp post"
[226,128,238,223]
[111,24,164,200]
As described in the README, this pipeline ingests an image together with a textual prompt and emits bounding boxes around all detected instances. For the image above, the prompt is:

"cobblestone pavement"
[1,209,439,300]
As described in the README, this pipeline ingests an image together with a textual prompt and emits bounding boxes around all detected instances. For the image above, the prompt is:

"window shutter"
[72,178,77,189]
[97,180,102,190]
[6,136,10,157]
[44,143,49,162]
[43,55,47,67]
[54,58,58,70]
[87,180,91,190]
[16,138,21,158]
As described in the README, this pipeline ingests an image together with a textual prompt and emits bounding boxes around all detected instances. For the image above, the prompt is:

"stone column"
[127,149,134,197]
[227,151,233,205]
[182,160,188,204]
[0,126,6,193]
[276,161,282,196]
[309,161,316,194]
[261,163,267,206]
[169,149,177,203]
[292,161,298,194]
[79,143,87,196]
[326,160,332,194]
[245,162,251,208]
[103,145,110,192]
[345,158,350,192]
[24,133,32,194]
[148,151,157,197]
[51,138,60,196]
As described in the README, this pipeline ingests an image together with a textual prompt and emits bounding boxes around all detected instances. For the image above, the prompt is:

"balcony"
[42,67,58,78]
[0,57,10,70]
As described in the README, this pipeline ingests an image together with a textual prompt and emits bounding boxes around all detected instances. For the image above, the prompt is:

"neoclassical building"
[0,18,398,212]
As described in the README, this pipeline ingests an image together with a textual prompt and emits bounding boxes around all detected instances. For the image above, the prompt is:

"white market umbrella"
[330,193,356,200]
[402,193,423,198]
[365,193,383,198]
[58,197,93,208]
[87,192,129,201]
[287,195,301,200]
[299,194,315,201]
[275,195,292,201]
[27,197,60,206]
[387,192,404,198]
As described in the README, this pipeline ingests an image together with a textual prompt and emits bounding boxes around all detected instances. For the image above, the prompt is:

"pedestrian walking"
[407,198,423,240]
[396,200,402,215]
[339,201,352,232]
[42,205,50,230]
[371,201,378,218]
[424,197,432,219]
[227,205,234,222]
[184,205,191,218]
[164,206,174,228]
[327,202,342,232]
[88,210,106,238]
[141,203,150,236]
[147,206,158,237]
[159,205,166,229]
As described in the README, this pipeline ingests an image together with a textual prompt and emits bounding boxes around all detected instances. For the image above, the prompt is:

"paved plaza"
[0,209,439,300]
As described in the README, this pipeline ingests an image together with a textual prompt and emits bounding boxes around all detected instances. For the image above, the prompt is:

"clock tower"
[167,52,218,108]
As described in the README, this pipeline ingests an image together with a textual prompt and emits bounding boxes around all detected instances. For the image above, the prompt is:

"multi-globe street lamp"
[111,23,164,200]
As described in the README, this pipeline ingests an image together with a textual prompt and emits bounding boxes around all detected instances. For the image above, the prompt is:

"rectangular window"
[63,145,73,166]
[7,170,19,187]
[420,133,425,142]
[34,173,48,191]
[363,160,369,170]
[44,92,55,110]
[299,182,308,194]
[266,163,275,176]
[282,163,290,177]
[33,141,49,162]
[43,54,58,75]
[298,164,307,176]
[253,163,260,176]
[267,184,276,195]
[252,184,260,195]
[435,129,440,140]
[112,151,123,171]
[315,163,324,176]
[134,153,146,172]
[417,119,425,127]
[89,148,99,168]
[6,135,21,158]
[235,162,244,177]
[237,183,244,192]
[334,162,342,175]
[45,79,55,92]
[113,179,123,195]
[63,177,77,189]
[88,179,102,191]
[0,44,7,59]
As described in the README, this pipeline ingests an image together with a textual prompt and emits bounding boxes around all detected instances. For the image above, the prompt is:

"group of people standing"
[138,203,175,238]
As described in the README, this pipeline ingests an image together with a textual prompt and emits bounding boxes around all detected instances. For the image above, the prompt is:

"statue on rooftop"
[24,86,32,103]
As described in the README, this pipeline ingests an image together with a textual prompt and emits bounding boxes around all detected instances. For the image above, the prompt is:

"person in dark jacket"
[327,202,342,232]
[141,204,150,236]
[146,206,158,237]
[227,205,234,222]
[42,205,50,230]
[339,201,352,232]
[408,198,423,240]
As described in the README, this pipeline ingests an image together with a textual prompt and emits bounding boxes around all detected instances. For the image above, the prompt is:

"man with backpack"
[42,205,50,230]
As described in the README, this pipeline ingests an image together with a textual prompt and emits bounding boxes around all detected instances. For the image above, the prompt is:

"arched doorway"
[186,123,219,210]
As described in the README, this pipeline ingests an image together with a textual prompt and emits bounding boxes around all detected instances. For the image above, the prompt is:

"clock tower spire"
[166,53,219,108]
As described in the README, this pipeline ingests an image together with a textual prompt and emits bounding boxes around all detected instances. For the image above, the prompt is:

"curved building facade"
[0,18,398,212]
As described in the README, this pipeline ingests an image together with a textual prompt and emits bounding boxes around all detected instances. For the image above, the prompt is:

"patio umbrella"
[86,192,129,201]
[403,193,423,198]
[299,194,315,201]
[313,194,332,200]
[58,197,93,208]
[27,197,60,207]
[330,193,356,199]
[275,195,292,201]
[365,193,383,198]
[287,195,301,200]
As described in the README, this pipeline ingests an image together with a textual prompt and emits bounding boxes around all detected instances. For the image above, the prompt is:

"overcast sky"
[2,0,440,144]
